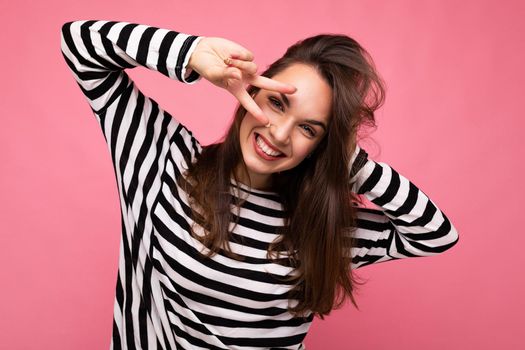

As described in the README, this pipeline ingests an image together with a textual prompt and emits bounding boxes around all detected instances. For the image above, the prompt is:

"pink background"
[2,0,524,349]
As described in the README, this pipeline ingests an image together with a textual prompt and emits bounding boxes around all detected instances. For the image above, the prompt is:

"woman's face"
[237,63,332,189]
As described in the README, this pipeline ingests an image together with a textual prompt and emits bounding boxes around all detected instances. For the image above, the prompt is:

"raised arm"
[348,145,459,269]
[60,20,205,168]
[60,19,208,223]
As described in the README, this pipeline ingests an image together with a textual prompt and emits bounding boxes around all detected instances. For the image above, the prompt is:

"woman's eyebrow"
[279,93,291,108]
[305,119,327,131]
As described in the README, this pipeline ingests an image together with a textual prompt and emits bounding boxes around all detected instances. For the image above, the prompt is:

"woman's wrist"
[187,36,206,72]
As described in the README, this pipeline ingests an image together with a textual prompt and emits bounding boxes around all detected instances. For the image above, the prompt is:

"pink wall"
[2,0,523,349]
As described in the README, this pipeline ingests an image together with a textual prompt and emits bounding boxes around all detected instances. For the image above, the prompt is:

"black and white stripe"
[61,20,459,349]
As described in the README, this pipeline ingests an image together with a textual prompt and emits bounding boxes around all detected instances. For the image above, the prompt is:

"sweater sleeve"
[60,20,203,211]
[347,145,460,269]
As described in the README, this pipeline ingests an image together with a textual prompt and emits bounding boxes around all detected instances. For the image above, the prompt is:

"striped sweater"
[60,19,459,350]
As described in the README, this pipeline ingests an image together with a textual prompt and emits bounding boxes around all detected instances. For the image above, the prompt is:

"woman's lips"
[256,133,283,154]
[253,132,285,160]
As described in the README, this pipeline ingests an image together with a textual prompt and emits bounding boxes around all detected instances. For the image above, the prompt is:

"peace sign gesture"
[188,37,297,124]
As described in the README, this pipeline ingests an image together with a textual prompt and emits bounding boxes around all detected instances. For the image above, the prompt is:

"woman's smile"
[253,132,286,160]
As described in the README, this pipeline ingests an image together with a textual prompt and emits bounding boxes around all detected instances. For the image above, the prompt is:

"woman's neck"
[233,163,274,191]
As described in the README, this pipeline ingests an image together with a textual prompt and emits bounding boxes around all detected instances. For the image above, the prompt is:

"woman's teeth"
[256,135,283,157]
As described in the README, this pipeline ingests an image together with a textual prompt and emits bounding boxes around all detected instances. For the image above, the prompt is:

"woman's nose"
[269,116,294,145]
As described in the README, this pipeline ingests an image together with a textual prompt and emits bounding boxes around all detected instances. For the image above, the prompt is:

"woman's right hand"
[188,37,297,125]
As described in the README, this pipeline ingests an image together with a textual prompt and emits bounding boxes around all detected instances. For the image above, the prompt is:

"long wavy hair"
[177,33,385,318]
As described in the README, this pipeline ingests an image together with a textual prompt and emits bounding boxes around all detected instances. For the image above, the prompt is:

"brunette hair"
[178,33,385,318]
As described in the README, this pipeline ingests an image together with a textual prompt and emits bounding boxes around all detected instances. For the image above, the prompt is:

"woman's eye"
[301,125,315,137]
[269,97,284,111]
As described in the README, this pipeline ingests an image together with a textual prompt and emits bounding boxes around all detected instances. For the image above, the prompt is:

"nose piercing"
[265,122,272,128]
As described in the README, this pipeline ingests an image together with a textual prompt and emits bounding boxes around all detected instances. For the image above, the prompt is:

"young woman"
[60,19,459,350]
